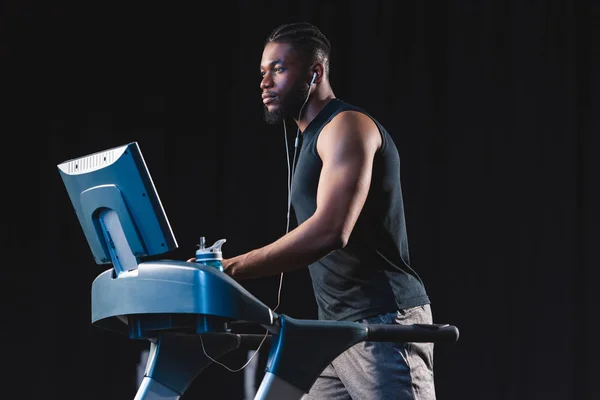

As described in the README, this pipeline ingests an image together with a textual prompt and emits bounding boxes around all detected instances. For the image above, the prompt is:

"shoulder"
[316,110,382,158]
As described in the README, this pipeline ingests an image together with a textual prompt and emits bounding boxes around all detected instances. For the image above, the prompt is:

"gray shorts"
[302,304,436,400]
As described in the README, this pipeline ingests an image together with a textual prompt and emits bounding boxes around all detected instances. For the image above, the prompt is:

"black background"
[3,1,599,399]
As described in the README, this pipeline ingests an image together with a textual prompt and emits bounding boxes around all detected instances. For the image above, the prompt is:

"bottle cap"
[195,238,226,261]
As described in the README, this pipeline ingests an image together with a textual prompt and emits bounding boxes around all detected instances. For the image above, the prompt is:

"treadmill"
[57,141,459,399]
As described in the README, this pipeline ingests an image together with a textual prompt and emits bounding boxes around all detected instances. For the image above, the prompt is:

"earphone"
[274,70,318,314]
[286,71,316,233]
[208,74,316,373]
[199,72,319,375]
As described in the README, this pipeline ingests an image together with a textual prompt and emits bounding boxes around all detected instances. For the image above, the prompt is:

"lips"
[262,93,277,105]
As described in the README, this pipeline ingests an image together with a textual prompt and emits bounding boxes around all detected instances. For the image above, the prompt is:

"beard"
[263,80,310,125]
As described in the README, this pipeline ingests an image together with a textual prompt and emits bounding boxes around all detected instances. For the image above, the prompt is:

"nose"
[260,73,273,90]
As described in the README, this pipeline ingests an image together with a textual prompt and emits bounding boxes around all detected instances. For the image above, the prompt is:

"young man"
[222,22,435,399]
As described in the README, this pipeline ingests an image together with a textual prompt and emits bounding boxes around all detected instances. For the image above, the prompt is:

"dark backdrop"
[3,1,598,399]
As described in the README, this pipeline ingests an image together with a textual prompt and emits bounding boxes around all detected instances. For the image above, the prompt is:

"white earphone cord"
[275,82,311,313]
[199,78,313,372]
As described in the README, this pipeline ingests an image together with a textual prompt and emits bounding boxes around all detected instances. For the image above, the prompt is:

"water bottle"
[195,237,226,272]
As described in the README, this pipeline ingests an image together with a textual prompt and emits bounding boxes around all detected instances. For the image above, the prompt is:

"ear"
[310,63,325,84]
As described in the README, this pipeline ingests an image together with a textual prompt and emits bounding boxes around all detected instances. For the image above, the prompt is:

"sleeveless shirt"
[291,98,430,321]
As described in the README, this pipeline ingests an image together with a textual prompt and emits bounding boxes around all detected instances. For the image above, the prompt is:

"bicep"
[313,113,381,242]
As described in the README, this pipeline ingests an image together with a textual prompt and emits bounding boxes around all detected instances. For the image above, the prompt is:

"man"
[219,22,435,399]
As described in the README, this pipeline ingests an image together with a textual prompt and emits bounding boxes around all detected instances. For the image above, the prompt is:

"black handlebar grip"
[366,323,459,344]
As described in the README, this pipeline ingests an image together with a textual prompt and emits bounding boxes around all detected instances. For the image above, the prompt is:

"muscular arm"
[223,111,382,279]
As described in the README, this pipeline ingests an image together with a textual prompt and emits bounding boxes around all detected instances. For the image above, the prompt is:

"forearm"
[223,215,343,280]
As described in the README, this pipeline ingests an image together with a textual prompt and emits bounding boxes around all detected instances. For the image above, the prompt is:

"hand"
[221,258,235,277]
[185,257,234,278]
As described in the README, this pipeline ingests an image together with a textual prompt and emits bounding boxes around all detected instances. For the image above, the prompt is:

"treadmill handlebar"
[234,322,459,350]
[366,323,459,344]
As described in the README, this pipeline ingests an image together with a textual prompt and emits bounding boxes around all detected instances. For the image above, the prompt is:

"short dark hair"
[265,22,331,74]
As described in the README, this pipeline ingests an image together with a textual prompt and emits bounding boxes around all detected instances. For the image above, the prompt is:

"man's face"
[260,42,310,125]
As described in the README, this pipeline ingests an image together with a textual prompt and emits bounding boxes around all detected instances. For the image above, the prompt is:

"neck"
[294,85,336,132]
